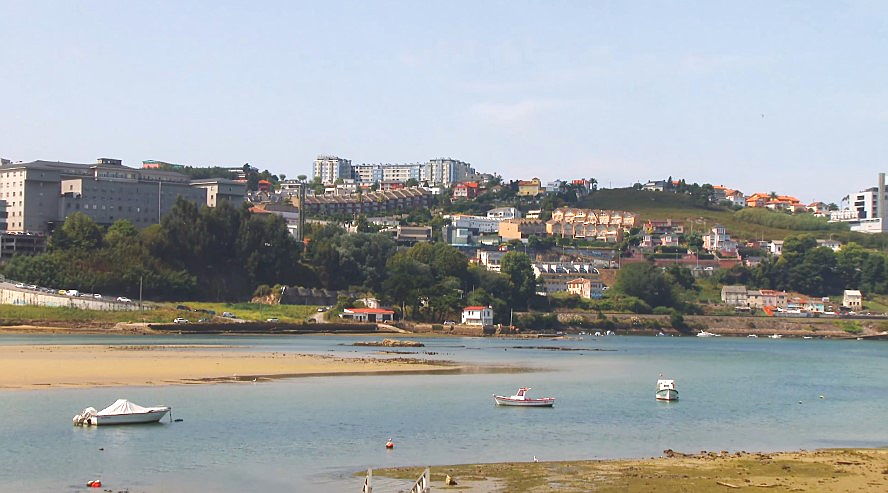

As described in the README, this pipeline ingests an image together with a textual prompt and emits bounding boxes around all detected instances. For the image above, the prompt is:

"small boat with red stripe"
[493,387,555,407]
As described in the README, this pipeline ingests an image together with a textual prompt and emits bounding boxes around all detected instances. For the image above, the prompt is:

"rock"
[444,474,457,486]
[353,339,425,347]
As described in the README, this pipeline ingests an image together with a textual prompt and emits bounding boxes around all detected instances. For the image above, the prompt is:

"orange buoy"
[87,480,102,488]
[385,438,394,449]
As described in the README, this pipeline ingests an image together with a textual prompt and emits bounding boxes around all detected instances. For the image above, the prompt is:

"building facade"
[313,155,353,184]
[0,158,242,233]
[461,306,494,326]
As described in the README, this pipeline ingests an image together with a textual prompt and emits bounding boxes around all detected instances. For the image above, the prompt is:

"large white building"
[830,173,888,233]
[352,163,422,184]
[313,155,353,184]
[0,158,244,233]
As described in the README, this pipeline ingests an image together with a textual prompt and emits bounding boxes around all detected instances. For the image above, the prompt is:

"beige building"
[498,219,546,240]
[0,158,244,232]
[746,290,788,308]
[191,179,248,207]
[517,178,542,196]
[546,207,638,242]
[565,278,604,299]
[843,290,862,309]
[721,285,749,306]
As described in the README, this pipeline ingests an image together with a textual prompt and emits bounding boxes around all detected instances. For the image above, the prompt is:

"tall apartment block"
[313,155,353,184]
[0,158,245,233]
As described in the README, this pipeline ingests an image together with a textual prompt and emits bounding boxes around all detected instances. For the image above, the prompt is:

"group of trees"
[3,200,306,300]
[717,234,888,297]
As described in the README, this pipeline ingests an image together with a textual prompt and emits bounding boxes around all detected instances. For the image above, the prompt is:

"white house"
[461,306,494,326]
[341,308,395,323]
[479,250,506,272]
[487,207,521,220]
[703,225,738,254]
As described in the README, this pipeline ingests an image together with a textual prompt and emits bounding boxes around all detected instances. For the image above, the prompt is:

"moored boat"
[73,399,171,426]
[656,378,679,401]
[768,334,783,339]
[696,331,720,337]
[493,387,555,407]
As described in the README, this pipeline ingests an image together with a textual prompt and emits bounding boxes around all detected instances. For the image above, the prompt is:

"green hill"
[576,188,846,241]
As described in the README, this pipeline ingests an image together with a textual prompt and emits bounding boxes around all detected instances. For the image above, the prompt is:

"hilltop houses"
[545,207,638,243]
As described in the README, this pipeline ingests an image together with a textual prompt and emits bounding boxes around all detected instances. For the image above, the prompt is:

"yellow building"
[517,178,542,197]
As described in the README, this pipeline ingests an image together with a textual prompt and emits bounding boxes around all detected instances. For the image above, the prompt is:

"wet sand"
[0,344,465,390]
[372,448,888,492]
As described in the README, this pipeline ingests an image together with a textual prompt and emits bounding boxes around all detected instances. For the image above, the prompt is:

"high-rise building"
[831,173,888,233]
[0,158,245,233]
[421,158,476,186]
[313,155,353,184]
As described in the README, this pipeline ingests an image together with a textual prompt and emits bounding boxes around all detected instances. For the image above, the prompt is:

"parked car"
[27,284,37,290]
[198,318,209,323]
[173,318,189,324]
[443,321,456,326]
[266,318,279,322]
[117,297,131,303]
[14,283,25,288]
[93,294,102,299]
[66,290,80,297]
[222,312,235,318]
[58,290,67,295]
[317,307,327,312]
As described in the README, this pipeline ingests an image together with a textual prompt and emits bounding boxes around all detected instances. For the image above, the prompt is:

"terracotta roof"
[463,306,488,311]
[346,308,395,314]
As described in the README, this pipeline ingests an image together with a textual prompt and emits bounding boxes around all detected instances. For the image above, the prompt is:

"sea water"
[0,335,885,491]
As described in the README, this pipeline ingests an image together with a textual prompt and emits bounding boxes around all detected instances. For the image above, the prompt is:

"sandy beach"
[373,448,888,492]
[0,344,462,390]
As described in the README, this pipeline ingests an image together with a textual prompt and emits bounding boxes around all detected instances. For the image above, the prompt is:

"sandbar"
[372,448,888,492]
[0,344,464,390]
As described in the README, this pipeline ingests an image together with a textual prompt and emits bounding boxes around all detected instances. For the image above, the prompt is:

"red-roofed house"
[341,307,395,323]
[453,181,480,200]
[461,305,494,326]
[257,179,272,193]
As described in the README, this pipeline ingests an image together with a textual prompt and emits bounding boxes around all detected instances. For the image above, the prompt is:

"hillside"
[577,188,844,241]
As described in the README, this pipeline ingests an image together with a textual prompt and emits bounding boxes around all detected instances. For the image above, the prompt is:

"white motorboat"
[656,378,679,401]
[768,334,783,339]
[493,387,555,407]
[747,334,758,338]
[696,331,720,337]
[73,399,170,426]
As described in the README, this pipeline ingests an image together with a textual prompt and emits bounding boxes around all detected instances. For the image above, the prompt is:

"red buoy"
[87,480,102,488]
[385,439,394,449]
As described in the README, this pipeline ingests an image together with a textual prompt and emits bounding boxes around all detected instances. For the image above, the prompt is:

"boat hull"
[656,389,679,401]
[493,396,555,407]
[90,408,170,425]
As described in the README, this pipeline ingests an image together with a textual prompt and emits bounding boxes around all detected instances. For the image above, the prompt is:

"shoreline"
[370,448,888,492]
[0,344,492,391]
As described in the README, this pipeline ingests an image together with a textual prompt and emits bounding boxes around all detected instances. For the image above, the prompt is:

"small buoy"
[385,438,394,449]
[819,395,824,399]
[87,480,102,488]
[798,401,803,404]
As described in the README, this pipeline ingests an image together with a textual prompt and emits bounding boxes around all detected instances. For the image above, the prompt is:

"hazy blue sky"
[2,1,887,203]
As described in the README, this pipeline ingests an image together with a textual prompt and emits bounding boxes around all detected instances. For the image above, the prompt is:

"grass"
[161,302,320,322]
[0,302,320,326]
[579,189,843,241]
[0,304,181,324]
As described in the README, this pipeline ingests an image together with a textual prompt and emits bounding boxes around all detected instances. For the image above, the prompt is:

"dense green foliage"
[3,200,306,300]
[716,235,888,296]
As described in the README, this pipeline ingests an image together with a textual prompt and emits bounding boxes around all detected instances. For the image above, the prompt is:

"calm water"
[1,334,886,492]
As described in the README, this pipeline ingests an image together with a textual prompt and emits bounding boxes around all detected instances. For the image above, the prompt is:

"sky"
[1,1,887,204]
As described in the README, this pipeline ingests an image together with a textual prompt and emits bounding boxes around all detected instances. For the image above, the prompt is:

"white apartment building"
[421,158,476,187]
[447,215,501,233]
[479,250,506,272]
[830,173,888,233]
[703,225,738,253]
[352,163,421,184]
[487,207,521,220]
[313,155,353,184]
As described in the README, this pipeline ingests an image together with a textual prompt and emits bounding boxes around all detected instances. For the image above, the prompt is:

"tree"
[405,178,419,187]
[500,252,536,310]
[50,212,103,251]
[614,262,676,310]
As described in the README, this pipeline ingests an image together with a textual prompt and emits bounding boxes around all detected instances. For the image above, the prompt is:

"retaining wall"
[0,287,139,311]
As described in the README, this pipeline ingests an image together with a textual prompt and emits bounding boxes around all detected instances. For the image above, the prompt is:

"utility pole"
[139,275,143,311]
